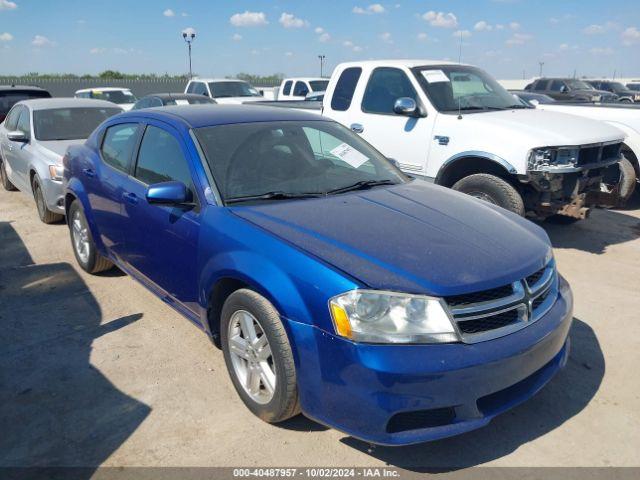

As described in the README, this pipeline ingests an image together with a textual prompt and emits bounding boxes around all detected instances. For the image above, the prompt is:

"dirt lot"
[1,186,639,472]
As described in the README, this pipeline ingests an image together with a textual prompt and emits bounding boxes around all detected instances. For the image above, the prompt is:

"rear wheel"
[220,289,300,423]
[68,200,113,274]
[32,176,63,224]
[452,173,525,216]
[0,160,17,191]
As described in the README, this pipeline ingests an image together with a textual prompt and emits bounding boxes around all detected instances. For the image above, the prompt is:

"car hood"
[457,108,624,146]
[215,97,264,105]
[231,181,552,296]
[37,139,84,160]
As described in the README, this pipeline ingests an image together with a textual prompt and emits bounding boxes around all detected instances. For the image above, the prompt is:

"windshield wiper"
[325,179,397,195]
[505,104,530,109]
[225,191,322,204]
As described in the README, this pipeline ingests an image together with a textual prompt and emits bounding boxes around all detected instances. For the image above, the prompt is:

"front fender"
[435,151,518,185]
[64,177,107,254]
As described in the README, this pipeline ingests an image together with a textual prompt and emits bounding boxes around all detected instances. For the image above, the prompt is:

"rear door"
[292,81,310,100]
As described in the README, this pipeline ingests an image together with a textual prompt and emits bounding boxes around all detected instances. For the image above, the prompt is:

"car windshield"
[309,80,329,92]
[209,82,261,98]
[166,97,215,105]
[412,65,525,112]
[33,107,122,141]
[607,82,628,92]
[194,120,406,203]
[91,90,137,104]
[567,80,594,90]
[628,84,640,91]
[0,90,51,116]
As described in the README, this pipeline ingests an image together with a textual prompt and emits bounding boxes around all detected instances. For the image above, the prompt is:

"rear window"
[34,107,122,141]
[309,80,329,92]
[331,67,362,111]
[0,90,51,116]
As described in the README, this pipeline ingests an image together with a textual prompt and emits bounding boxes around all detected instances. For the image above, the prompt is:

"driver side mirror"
[560,85,568,93]
[393,97,420,117]
[7,130,28,143]
[146,181,192,206]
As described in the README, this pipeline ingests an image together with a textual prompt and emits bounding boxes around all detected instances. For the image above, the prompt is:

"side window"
[186,83,195,93]
[361,67,417,115]
[293,81,309,97]
[134,98,150,110]
[533,80,548,91]
[101,123,140,173]
[331,67,362,111]
[16,108,31,137]
[549,80,565,92]
[134,125,193,191]
[4,106,22,131]
[282,81,293,95]
[192,82,208,96]
[149,97,163,107]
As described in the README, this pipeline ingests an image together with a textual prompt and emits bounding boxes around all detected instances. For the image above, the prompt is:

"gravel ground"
[1,186,639,472]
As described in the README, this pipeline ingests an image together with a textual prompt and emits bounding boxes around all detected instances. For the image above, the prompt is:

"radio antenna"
[457,30,463,119]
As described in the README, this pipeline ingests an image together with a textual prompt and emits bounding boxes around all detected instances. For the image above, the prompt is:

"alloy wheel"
[72,209,90,264]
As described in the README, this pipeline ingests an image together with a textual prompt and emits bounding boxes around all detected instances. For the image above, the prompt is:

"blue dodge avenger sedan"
[63,105,573,445]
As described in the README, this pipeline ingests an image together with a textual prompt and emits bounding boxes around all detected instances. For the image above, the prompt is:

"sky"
[1,0,639,80]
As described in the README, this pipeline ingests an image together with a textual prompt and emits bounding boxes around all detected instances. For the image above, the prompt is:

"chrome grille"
[445,261,558,343]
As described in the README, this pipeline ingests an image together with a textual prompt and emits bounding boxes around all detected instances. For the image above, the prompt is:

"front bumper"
[288,276,573,446]
[41,178,65,214]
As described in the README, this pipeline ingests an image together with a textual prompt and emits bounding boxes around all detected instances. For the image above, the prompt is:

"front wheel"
[32,176,63,224]
[68,200,113,274]
[220,289,300,423]
[452,173,525,216]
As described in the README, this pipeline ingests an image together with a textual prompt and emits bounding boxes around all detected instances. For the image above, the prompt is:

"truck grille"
[444,260,558,343]
[577,142,623,166]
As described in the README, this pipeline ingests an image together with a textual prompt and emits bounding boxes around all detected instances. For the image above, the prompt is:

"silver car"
[0,98,122,223]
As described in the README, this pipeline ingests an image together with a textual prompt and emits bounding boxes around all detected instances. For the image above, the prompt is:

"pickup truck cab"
[278,77,329,101]
[185,78,263,104]
[75,88,137,111]
[320,60,626,219]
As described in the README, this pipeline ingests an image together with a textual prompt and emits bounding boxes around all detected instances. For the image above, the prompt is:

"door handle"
[123,192,138,205]
[82,168,95,178]
[350,123,364,134]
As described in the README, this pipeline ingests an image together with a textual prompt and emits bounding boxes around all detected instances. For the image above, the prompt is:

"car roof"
[75,87,132,93]
[140,93,212,101]
[0,84,49,92]
[336,59,463,69]
[283,77,327,82]
[121,104,325,128]
[189,78,248,83]
[18,98,122,111]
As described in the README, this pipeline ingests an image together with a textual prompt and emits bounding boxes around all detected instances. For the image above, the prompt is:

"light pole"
[538,61,544,77]
[318,55,326,77]
[182,28,196,79]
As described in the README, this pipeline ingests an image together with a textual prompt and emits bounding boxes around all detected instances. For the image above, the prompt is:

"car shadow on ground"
[0,221,149,477]
[542,197,640,254]
[339,318,604,472]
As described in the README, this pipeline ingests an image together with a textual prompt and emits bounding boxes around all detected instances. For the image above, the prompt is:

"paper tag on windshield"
[330,143,369,169]
[421,70,450,83]
[175,99,190,106]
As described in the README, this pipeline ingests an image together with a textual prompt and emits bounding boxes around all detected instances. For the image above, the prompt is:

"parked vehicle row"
[586,80,640,104]
[75,87,137,111]
[184,78,264,104]
[525,78,619,103]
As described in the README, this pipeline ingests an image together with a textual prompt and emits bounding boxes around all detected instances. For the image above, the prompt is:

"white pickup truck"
[283,60,627,219]
[185,78,264,104]
[276,77,329,101]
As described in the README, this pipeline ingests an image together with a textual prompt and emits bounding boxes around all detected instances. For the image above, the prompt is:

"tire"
[452,173,525,216]
[601,157,637,206]
[68,200,113,274]
[32,176,64,224]
[220,288,300,423]
[0,160,17,191]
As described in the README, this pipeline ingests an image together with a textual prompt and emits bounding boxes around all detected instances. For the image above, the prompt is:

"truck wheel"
[452,173,525,216]
[601,157,636,206]
[220,288,300,424]
[32,176,64,224]
[68,200,113,274]
[0,160,17,191]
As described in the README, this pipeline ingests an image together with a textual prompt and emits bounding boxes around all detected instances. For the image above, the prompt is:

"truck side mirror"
[7,130,29,143]
[393,97,418,116]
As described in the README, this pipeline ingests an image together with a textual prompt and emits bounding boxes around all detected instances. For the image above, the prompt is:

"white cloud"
[589,47,614,55]
[250,49,259,55]
[0,0,17,10]
[353,45,363,52]
[181,12,188,17]
[318,32,331,42]
[474,21,492,31]
[315,27,324,34]
[285,51,293,57]
[453,29,472,39]
[232,33,242,41]
[0,32,12,41]
[230,11,268,27]
[582,21,618,35]
[505,33,532,46]
[353,4,385,15]
[163,8,175,17]
[279,12,308,28]
[89,47,106,54]
[622,26,640,45]
[549,17,559,24]
[343,40,363,52]
[495,24,505,30]
[380,32,393,43]
[417,32,428,40]
[422,11,458,28]
[509,22,520,30]
[32,35,53,47]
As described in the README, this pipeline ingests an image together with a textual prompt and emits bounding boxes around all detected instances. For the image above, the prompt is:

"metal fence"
[0,77,280,98]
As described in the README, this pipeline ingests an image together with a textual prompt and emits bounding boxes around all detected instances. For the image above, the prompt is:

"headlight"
[528,147,579,171]
[329,290,458,344]
[48,164,64,181]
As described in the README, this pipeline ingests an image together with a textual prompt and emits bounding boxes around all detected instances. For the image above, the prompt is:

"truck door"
[339,67,432,176]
